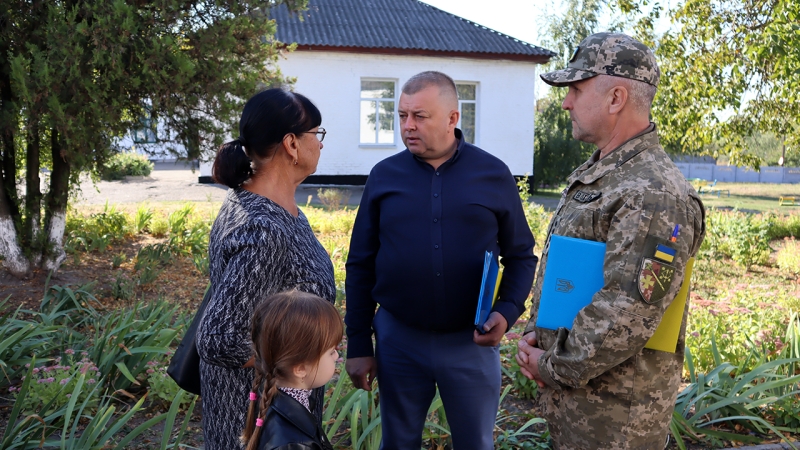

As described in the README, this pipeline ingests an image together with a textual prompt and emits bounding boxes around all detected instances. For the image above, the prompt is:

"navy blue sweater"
[344,131,538,358]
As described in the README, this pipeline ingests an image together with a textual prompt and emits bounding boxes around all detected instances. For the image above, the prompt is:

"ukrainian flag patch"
[654,244,676,263]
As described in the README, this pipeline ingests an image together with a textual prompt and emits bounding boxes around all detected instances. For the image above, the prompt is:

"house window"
[132,111,157,144]
[360,80,396,144]
[456,83,477,143]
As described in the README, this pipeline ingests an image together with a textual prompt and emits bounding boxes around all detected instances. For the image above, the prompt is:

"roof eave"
[285,44,554,64]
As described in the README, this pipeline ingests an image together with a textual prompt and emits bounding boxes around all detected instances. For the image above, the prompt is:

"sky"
[421,0,675,54]
[421,0,555,50]
[420,0,562,95]
[420,0,676,97]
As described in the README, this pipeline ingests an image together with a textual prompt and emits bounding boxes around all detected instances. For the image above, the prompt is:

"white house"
[198,0,555,184]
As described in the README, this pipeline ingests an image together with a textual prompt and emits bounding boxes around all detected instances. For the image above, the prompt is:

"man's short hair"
[594,75,657,113]
[402,71,458,107]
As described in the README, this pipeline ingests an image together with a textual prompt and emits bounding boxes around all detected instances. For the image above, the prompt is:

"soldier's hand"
[517,333,546,388]
[516,332,538,364]
[345,357,377,391]
[473,312,508,346]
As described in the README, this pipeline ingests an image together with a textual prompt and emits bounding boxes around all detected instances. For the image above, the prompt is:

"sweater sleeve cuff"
[345,331,375,359]
[492,301,522,332]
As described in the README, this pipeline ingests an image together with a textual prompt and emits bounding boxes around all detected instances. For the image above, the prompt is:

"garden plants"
[4,200,800,448]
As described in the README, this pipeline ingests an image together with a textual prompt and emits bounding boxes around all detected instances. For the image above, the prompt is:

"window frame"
[359,78,398,147]
[455,82,478,145]
[131,109,158,144]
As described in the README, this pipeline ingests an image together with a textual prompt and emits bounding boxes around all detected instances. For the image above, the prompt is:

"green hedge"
[101,152,153,181]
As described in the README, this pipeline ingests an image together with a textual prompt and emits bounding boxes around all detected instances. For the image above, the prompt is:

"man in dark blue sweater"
[344,71,538,450]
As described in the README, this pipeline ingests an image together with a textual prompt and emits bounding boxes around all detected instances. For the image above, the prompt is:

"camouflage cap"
[541,32,660,87]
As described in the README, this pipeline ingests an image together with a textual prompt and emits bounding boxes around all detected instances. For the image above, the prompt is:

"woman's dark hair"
[212,88,322,188]
[241,290,343,450]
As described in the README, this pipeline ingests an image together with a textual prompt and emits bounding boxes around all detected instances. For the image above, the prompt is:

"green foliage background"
[533,92,594,191]
[533,0,800,189]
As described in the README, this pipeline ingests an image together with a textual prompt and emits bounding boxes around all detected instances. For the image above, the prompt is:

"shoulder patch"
[638,258,676,304]
[637,235,680,304]
[573,190,602,203]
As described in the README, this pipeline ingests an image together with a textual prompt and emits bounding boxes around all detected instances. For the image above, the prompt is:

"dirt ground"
[0,235,209,313]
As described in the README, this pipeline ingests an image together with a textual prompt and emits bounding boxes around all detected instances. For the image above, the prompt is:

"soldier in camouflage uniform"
[515,32,706,449]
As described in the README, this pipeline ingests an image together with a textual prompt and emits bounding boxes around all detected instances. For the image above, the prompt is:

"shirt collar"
[278,386,312,411]
[568,123,659,186]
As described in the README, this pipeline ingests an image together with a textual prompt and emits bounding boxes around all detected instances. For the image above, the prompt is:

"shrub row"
[100,152,154,181]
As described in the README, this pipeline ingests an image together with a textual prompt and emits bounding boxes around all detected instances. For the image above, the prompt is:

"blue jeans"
[373,307,501,450]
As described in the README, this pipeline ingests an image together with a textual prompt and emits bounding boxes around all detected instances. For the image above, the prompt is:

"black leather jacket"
[257,391,334,450]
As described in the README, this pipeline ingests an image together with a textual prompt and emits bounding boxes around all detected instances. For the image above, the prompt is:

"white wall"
[278,50,538,176]
[116,119,183,163]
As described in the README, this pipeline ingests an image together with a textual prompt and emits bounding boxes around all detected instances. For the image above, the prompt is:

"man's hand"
[345,356,377,391]
[473,311,508,347]
[516,332,546,388]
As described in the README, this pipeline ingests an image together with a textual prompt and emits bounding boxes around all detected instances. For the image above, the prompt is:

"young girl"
[241,290,342,450]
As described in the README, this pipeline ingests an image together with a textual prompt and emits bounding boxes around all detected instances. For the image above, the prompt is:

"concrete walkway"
[74,164,557,210]
[73,165,364,207]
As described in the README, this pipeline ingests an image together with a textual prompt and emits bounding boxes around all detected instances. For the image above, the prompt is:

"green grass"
[695,182,800,212]
[532,182,800,212]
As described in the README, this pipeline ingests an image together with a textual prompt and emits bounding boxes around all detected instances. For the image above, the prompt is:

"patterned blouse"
[196,188,335,450]
[279,387,313,411]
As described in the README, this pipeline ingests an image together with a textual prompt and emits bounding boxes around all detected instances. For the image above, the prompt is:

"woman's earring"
[293,160,298,165]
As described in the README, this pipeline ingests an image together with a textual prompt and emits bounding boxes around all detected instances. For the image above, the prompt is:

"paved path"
[73,166,364,207]
[73,164,557,210]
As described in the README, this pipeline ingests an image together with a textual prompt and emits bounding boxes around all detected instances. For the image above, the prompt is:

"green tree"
[734,132,800,167]
[540,0,606,67]
[533,91,594,191]
[650,0,800,167]
[533,0,618,191]
[0,0,306,277]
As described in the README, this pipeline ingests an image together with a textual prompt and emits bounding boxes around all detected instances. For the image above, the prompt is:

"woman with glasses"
[196,88,335,450]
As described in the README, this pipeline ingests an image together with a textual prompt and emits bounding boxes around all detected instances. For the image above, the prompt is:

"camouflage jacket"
[524,126,706,449]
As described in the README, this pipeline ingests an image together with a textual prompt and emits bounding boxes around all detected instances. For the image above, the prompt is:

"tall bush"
[100,153,154,181]
[532,82,594,192]
[698,210,772,270]
[517,176,553,245]
[776,238,800,275]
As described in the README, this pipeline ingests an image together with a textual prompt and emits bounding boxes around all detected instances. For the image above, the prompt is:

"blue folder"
[535,235,606,330]
[535,234,695,353]
[474,251,502,333]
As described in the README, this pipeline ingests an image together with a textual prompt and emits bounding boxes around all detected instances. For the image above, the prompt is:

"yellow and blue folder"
[474,251,503,333]
[535,235,694,353]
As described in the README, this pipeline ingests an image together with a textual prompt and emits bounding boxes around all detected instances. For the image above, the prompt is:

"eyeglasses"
[301,127,326,142]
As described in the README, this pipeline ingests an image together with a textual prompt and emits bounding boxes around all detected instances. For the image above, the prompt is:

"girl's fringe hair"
[241,290,343,450]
